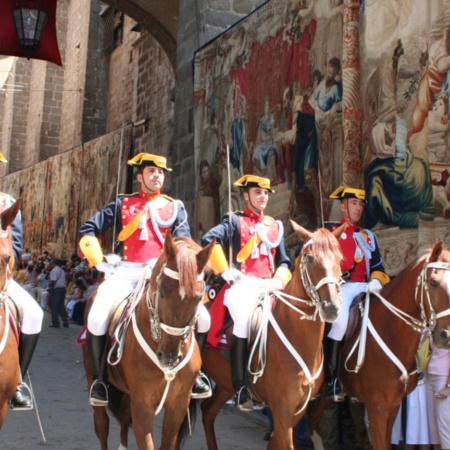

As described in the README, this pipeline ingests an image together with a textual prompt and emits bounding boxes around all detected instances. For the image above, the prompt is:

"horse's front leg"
[130,400,155,450]
[0,403,8,431]
[92,406,110,450]
[366,404,396,450]
[268,404,301,450]
[160,395,192,450]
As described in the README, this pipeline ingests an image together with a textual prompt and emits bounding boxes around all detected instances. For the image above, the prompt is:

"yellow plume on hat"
[0,152,8,163]
[127,153,172,171]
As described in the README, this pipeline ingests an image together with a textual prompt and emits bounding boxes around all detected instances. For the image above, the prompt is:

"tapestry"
[78,128,131,254]
[19,162,48,251]
[41,148,82,259]
[193,0,450,275]
[0,127,132,260]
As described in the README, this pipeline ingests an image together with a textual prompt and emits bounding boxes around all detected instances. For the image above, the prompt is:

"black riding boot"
[191,332,212,399]
[87,333,108,406]
[11,332,40,410]
[230,336,253,412]
[324,337,345,402]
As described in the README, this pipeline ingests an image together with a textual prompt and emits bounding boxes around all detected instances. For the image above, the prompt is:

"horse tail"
[178,398,198,445]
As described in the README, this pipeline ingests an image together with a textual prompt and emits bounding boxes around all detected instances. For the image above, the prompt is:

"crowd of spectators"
[13,249,103,326]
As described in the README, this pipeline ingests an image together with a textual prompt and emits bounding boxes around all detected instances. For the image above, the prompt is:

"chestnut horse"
[84,231,215,450]
[0,200,21,428]
[201,221,344,450]
[322,240,450,450]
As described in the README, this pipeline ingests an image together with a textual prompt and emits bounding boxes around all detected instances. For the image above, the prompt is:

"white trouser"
[88,263,147,336]
[197,302,211,333]
[88,262,212,336]
[327,281,368,341]
[8,279,44,334]
[224,276,270,339]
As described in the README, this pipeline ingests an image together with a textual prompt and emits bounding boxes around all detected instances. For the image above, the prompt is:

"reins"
[0,227,13,356]
[345,257,450,389]
[248,239,341,415]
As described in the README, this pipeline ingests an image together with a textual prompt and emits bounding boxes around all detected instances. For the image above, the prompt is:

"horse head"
[0,199,20,293]
[290,220,343,322]
[423,241,450,349]
[150,230,215,369]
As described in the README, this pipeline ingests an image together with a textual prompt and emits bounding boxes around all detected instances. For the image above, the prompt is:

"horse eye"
[304,254,314,264]
[429,279,439,288]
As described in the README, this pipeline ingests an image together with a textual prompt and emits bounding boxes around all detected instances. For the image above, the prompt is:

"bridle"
[147,264,206,346]
[300,239,342,311]
[126,260,206,415]
[416,260,450,330]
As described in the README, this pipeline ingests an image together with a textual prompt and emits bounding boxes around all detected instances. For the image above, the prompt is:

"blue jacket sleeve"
[172,201,192,238]
[78,198,122,238]
[10,209,23,266]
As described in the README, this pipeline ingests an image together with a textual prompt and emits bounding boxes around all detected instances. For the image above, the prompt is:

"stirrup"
[10,383,33,411]
[191,371,212,399]
[89,380,109,407]
[235,386,253,412]
[326,379,346,403]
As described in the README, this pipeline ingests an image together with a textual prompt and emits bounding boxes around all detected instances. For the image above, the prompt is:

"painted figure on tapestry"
[252,95,280,182]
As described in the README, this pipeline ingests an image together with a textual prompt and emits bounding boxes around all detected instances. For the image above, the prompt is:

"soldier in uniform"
[79,153,211,406]
[325,186,390,401]
[0,152,44,410]
[201,175,292,411]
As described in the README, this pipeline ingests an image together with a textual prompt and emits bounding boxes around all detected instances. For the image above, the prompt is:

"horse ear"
[290,219,313,242]
[163,229,176,259]
[429,241,444,262]
[197,238,216,274]
[331,222,348,240]
[0,198,21,230]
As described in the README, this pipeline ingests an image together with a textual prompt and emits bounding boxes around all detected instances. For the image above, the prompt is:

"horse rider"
[325,186,390,401]
[0,153,44,410]
[78,152,212,406]
[201,174,292,411]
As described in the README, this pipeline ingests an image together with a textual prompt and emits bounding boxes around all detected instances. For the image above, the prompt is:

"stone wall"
[173,0,267,217]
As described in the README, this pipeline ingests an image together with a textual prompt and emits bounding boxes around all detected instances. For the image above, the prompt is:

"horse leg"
[159,397,192,450]
[0,403,8,430]
[201,385,234,450]
[119,395,131,450]
[366,405,392,450]
[129,400,155,450]
[92,406,110,450]
[267,405,297,450]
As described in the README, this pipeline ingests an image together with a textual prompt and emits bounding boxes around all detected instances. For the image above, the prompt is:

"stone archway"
[102,0,179,68]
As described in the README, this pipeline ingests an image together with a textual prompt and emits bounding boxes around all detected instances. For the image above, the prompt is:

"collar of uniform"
[340,219,359,232]
[244,207,264,223]
[139,190,160,201]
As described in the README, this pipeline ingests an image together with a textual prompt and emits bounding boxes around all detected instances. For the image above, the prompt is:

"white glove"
[367,278,382,294]
[95,262,111,279]
[221,268,242,285]
[269,277,283,292]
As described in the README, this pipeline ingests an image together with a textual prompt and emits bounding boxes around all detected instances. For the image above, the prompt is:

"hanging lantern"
[12,0,48,57]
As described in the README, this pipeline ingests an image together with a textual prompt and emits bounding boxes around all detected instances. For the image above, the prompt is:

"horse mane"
[172,236,204,299]
[307,228,343,265]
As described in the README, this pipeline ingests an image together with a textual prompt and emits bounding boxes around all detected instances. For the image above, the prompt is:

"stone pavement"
[0,310,271,450]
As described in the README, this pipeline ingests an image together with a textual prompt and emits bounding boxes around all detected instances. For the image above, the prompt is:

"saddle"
[206,283,273,350]
[344,292,366,341]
